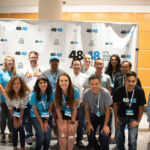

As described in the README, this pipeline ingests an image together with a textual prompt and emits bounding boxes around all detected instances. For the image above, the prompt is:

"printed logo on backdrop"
[16,26,28,31]
[18,38,24,44]
[50,52,62,57]
[35,40,43,43]
[15,51,27,56]
[51,28,63,32]
[86,29,98,33]
[121,30,132,34]
[53,39,60,45]
[121,54,131,59]
[0,38,8,42]
[17,62,23,69]
[88,51,101,60]
[105,42,113,46]
[89,40,95,46]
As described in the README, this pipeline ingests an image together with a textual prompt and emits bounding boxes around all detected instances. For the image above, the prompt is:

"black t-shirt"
[113,85,146,119]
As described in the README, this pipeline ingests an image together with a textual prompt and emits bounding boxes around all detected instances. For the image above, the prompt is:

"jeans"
[77,105,85,142]
[116,116,138,150]
[1,103,12,134]
[88,113,109,150]
[32,117,52,150]
[23,103,33,138]
[12,119,25,147]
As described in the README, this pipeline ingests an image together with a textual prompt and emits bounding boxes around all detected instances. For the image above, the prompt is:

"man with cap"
[42,56,64,89]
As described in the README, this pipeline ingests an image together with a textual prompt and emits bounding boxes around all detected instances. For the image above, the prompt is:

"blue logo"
[86,29,98,33]
[88,51,100,60]
[0,39,8,42]
[16,26,28,31]
[105,42,113,45]
[70,41,78,45]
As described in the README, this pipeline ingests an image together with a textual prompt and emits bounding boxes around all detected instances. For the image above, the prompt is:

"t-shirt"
[5,92,30,110]
[0,69,13,103]
[20,65,43,91]
[30,91,54,117]
[85,73,112,89]
[113,85,146,119]
[54,87,80,112]
[83,87,112,116]
[80,65,95,78]
[42,69,64,90]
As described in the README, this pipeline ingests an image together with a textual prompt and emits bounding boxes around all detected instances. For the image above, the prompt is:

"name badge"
[131,98,136,103]
[64,109,72,117]
[126,109,134,116]
[96,110,100,117]
[41,112,49,118]
[13,111,20,118]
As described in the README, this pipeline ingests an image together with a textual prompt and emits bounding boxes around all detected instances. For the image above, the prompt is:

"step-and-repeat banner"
[0,19,138,72]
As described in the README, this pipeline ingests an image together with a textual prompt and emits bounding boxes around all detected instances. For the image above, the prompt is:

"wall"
[0,12,149,102]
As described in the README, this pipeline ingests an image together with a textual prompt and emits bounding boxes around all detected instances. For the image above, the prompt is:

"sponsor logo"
[88,51,100,60]
[70,41,78,45]
[15,51,27,56]
[50,52,62,57]
[86,29,98,33]
[105,42,113,45]
[51,28,63,32]
[89,40,95,46]
[35,40,43,43]
[18,38,24,44]
[17,62,23,69]
[16,26,28,31]
[121,54,131,58]
[121,30,132,34]
[53,39,60,45]
[0,38,8,42]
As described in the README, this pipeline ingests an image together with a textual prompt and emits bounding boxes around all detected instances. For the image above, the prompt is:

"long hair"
[2,56,17,76]
[33,75,52,102]
[55,73,74,108]
[105,54,121,75]
[5,76,30,100]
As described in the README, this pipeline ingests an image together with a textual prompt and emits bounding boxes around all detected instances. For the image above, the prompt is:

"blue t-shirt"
[30,91,54,117]
[0,69,13,103]
[55,87,80,112]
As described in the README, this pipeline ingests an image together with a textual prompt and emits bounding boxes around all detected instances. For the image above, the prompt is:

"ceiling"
[0,0,150,6]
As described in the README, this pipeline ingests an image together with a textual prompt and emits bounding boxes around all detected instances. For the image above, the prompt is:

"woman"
[0,56,17,143]
[5,76,30,150]
[30,75,54,150]
[55,73,80,150]
[105,54,121,85]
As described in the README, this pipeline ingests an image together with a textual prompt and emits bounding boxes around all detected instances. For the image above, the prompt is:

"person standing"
[5,76,30,150]
[30,75,54,150]
[21,51,43,144]
[113,71,146,150]
[0,56,17,143]
[54,73,80,150]
[83,75,112,150]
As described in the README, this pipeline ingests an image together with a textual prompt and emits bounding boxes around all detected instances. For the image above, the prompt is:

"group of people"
[0,51,148,150]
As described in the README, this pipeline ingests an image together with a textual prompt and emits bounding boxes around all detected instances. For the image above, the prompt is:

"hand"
[101,125,110,136]
[18,118,22,127]
[129,120,139,128]
[43,121,50,132]
[86,123,94,135]
[13,119,18,129]
[40,120,45,132]
[115,117,122,128]
[68,122,76,135]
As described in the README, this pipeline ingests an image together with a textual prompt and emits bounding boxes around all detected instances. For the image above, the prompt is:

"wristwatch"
[71,121,75,125]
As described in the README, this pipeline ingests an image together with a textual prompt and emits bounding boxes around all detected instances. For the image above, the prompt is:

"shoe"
[8,135,13,143]
[76,141,85,148]
[26,136,32,145]
[1,135,5,143]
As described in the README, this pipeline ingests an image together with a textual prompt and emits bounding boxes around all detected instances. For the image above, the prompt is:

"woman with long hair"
[105,54,121,85]
[5,76,30,150]
[30,75,54,150]
[0,56,17,143]
[54,73,80,150]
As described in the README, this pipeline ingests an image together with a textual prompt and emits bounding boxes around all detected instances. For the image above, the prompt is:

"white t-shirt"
[80,65,95,78]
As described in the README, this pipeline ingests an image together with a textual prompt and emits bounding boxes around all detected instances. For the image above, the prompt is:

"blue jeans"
[88,113,109,150]
[77,105,85,142]
[116,116,138,150]
[32,117,51,150]
[23,103,33,138]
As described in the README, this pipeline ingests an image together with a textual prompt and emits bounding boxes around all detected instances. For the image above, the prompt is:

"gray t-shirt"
[83,87,112,116]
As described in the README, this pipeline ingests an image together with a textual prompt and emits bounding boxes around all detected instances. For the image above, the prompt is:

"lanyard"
[125,87,135,109]
[92,91,100,109]
[51,71,58,88]
[122,75,125,86]
[62,94,70,109]
[39,95,47,111]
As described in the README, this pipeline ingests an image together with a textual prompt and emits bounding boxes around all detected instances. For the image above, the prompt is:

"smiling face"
[6,56,15,70]
[83,54,92,66]
[38,79,48,94]
[29,52,38,67]
[111,56,118,68]
[59,75,70,92]
[72,60,81,75]
[94,59,104,72]
[125,76,137,92]
[89,78,101,94]
[13,78,21,94]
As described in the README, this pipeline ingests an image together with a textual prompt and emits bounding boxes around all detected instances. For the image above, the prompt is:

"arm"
[71,98,79,122]
[0,83,5,96]
[84,104,94,134]
[18,108,24,127]
[130,105,144,128]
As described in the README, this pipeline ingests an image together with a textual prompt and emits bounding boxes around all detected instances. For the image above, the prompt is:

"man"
[21,51,43,145]
[80,54,95,77]
[113,71,146,150]
[83,75,112,150]
[69,59,87,148]
[42,56,64,89]
[85,58,112,92]
[114,61,142,89]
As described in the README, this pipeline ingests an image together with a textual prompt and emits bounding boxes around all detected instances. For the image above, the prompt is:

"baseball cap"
[49,56,60,62]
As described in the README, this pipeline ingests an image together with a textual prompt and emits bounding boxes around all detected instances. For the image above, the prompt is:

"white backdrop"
[0,19,138,72]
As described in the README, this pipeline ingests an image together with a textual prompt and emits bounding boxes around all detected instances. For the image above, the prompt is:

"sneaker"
[26,136,32,145]
[1,135,5,143]
[8,135,13,143]
[76,141,85,148]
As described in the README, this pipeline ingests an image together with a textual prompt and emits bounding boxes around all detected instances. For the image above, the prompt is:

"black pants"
[1,103,12,134]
